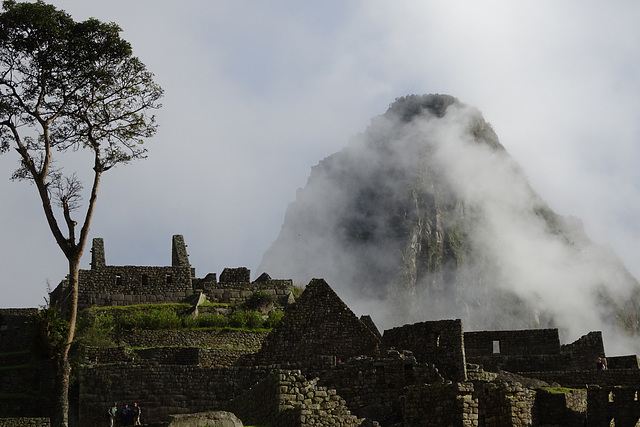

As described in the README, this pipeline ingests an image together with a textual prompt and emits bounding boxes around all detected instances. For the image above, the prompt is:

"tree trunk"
[52,358,71,427]
[51,256,81,427]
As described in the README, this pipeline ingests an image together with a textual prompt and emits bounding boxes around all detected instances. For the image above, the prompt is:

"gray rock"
[167,411,243,427]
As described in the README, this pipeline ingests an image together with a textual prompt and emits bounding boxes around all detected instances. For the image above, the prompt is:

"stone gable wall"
[382,319,466,381]
[254,279,381,365]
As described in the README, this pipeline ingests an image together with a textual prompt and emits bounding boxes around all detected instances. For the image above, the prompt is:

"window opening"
[166,274,173,284]
[115,274,122,286]
[404,364,414,382]
[492,340,501,354]
[142,275,149,286]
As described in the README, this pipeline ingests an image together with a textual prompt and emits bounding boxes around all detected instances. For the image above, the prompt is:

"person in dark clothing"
[131,401,142,425]
[120,403,131,426]
[597,357,607,370]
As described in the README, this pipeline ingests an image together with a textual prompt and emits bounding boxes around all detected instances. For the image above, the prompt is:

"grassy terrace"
[75,291,285,349]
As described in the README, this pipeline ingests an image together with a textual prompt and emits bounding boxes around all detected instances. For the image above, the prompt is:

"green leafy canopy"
[0,0,163,176]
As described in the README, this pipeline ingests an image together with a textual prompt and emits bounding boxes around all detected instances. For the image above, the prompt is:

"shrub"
[244,310,263,329]
[29,307,70,359]
[114,307,183,331]
[229,310,247,328]
[244,291,275,311]
[196,313,228,328]
[264,310,284,329]
[291,285,305,299]
[140,308,182,330]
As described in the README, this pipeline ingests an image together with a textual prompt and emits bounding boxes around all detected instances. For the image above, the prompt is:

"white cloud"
[2,1,640,354]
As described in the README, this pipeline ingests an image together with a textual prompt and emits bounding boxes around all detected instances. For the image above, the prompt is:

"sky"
[2,1,640,335]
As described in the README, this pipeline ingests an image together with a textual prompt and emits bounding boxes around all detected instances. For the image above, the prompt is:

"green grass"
[0,350,30,358]
[75,302,284,349]
[0,392,40,399]
[198,300,232,307]
[0,363,33,371]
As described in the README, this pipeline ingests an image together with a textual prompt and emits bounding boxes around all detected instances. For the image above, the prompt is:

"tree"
[0,1,163,425]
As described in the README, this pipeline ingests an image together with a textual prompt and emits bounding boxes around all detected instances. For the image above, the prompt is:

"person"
[120,402,131,426]
[107,402,118,427]
[597,357,607,371]
[132,401,142,425]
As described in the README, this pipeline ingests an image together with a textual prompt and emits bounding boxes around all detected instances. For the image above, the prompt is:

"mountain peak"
[259,94,640,354]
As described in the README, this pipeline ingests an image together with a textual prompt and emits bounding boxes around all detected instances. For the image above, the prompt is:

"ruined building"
[2,235,640,427]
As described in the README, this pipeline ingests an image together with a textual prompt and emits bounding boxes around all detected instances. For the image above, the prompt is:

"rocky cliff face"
[259,94,640,352]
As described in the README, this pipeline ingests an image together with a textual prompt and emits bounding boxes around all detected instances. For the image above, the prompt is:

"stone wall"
[254,279,381,365]
[0,309,36,353]
[50,236,294,312]
[522,369,640,389]
[469,354,567,373]
[404,382,477,427]
[0,359,55,418]
[476,382,536,427]
[198,279,294,305]
[532,388,586,427]
[73,264,194,309]
[321,351,442,425]
[403,380,587,427]
[219,267,251,283]
[0,419,50,427]
[78,363,268,426]
[0,310,55,420]
[83,329,269,368]
[224,370,364,427]
[52,237,194,311]
[465,329,606,373]
[607,355,640,370]
[464,329,560,357]
[560,331,606,371]
[117,329,268,350]
[587,385,640,427]
[383,319,466,381]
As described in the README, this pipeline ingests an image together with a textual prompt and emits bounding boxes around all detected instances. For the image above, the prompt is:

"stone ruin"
[2,235,640,426]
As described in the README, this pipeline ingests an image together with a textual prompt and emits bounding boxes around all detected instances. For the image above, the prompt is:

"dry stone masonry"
[3,234,640,426]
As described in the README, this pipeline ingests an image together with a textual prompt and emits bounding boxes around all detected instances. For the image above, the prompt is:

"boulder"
[167,411,243,427]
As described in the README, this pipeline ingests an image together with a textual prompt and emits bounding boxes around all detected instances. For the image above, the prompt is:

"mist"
[259,95,640,356]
